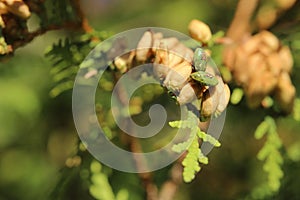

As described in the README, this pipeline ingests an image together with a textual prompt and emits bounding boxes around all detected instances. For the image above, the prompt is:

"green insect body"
[193,48,207,71]
[191,71,218,86]
[190,48,218,86]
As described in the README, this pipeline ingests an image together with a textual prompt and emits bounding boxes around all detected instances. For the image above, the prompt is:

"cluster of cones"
[0,0,31,54]
[255,0,297,30]
[113,24,230,120]
[223,30,295,113]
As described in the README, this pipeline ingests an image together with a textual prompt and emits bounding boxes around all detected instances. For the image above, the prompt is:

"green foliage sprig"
[252,116,284,199]
[89,160,129,200]
[44,0,78,26]
[293,98,300,121]
[46,38,87,97]
[0,33,11,55]
[45,31,110,97]
[169,111,220,182]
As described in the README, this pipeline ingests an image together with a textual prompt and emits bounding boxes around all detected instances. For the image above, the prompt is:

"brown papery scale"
[223,30,295,113]
[114,28,230,120]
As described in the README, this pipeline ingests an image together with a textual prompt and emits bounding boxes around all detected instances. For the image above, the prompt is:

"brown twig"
[11,21,81,49]
[112,73,159,200]
[226,0,260,41]
[130,137,158,200]
[71,0,94,33]
[4,0,94,53]
[158,161,183,200]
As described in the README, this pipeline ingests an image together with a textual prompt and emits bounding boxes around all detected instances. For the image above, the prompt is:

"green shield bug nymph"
[191,71,219,86]
[190,48,218,86]
[193,48,208,71]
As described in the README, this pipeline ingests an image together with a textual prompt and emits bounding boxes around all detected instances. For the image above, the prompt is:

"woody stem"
[227,0,260,41]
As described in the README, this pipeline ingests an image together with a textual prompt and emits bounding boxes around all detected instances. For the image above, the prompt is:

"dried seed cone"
[116,30,230,120]
[276,0,297,10]
[278,46,293,73]
[0,2,8,15]
[0,0,31,54]
[177,84,197,105]
[168,52,184,68]
[256,6,277,30]
[201,87,219,120]
[200,81,230,120]
[254,0,296,30]
[216,82,231,115]
[136,31,153,62]
[275,72,296,113]
[156,37,179,50]
[188,19,212,43]
[164,61,192,91]
[223,30,295,112]
[0,0,30,19]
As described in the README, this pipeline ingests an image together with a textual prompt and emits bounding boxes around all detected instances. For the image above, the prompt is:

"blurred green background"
[1,0,300,199]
